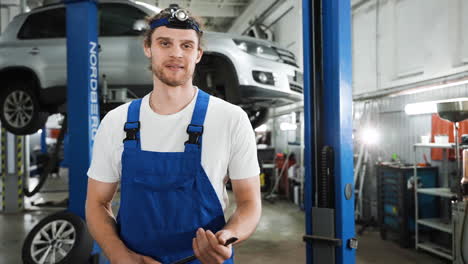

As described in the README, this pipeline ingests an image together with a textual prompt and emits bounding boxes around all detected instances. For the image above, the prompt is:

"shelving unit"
[413,143,467,261]
[417,187,456,198]
[377,164,438,248]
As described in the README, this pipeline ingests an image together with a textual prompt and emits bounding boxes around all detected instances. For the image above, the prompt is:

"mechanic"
[85,5,261,264]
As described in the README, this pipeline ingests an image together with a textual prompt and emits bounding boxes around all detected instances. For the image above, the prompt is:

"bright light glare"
[361,127,379,145]
[237,42,248,52]
[255,124,267,133]
[280,122,297,131]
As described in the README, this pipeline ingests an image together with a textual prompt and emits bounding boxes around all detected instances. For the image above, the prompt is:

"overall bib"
[116,90,234,264]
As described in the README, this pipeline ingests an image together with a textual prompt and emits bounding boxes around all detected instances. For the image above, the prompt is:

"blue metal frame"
[302,0,314,262]
[64,0,99,219]
[40,126,47,153]
[322,0,354,262]
[303,0,355,263]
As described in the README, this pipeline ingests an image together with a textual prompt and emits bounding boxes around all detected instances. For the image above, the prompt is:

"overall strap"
[123,98,142,149]
[185,89,210,153]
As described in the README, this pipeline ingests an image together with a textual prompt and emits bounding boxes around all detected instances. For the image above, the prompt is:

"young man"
[85,5,261,264]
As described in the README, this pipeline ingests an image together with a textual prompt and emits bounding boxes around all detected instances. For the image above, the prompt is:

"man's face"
[143,26,203,87]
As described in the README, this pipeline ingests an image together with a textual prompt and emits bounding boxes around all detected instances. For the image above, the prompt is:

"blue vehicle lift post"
[65,0,102,261]
[64,0,99,220]
[302,0,356,263]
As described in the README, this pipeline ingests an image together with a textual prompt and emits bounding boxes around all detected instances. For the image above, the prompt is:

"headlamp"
[150,4,202,33]
[174,9,189,21]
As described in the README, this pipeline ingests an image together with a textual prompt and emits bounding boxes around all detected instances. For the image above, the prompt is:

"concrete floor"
[0,175,450,263]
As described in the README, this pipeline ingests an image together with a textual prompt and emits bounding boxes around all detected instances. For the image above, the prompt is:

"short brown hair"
[143,8,205,49]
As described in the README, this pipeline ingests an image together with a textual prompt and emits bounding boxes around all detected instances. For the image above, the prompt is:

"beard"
[151,58,194,87]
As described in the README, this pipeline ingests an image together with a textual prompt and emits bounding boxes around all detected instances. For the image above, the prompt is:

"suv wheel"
[22,211,94,264]
[0,81,48,135]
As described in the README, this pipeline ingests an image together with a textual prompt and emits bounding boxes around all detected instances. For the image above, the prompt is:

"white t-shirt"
[87,88,260,210]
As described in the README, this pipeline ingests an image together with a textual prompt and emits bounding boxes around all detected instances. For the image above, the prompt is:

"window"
[99,4,147,37]
[352,5,377,94]
[460,0,468,63]
[394,0,424,77]
[18,8,66,39]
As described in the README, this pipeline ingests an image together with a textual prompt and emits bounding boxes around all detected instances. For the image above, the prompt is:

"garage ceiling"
[153,0,252,32]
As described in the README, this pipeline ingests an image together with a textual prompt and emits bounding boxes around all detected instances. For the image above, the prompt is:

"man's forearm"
[223,199,261,243]
[86,202,129,261]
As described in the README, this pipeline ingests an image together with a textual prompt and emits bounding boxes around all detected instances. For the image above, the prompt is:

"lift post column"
[64,0,99,219]
[0,127,27,213]
[302,0,355,263]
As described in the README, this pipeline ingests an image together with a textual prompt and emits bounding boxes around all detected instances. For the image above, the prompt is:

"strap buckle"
[123,121,140,142]
[185,124,204,145]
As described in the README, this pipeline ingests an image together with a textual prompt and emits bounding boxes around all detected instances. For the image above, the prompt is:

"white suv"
[0,0,303,135]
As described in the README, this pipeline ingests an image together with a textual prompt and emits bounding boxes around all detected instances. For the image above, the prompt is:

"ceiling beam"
[227,0,278,33]
[151,0,247,17]
[188,5,244,17]
[0,0,19,6]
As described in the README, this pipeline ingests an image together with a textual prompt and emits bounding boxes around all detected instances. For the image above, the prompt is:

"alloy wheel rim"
[30,220,76,264]
[3,90,34,128]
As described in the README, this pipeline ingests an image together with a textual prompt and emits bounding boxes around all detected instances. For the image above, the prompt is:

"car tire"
[22,211,94,264]
[0,81,48,135]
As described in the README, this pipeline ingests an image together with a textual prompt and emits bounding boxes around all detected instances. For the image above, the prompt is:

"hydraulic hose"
[24,115,67,197]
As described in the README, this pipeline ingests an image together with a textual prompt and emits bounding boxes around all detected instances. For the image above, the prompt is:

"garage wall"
[270,0,303,69]
[0,0,21,33]
[352,0,468,97]
[352,2,377,95]
[355,82,468,219]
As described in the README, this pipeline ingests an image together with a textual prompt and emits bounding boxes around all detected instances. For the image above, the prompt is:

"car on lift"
[0,0,303,135]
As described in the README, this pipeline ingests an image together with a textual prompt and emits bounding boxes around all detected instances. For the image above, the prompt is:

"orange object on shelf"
[49,128,61,139]
[430,114,468,161]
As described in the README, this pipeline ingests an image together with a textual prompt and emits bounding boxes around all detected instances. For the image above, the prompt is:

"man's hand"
[111,250,161,264]
[214,229,237,247]
[193,228,233,264]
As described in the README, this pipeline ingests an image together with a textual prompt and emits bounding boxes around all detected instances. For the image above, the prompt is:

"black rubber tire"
[22,211,94,264]
[0,81,48,135]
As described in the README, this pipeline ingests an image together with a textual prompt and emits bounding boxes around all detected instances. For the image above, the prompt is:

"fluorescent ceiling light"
[280,123,297,131]
[391,79,468,97]
[404,102,437,115]
[135,1,162,13]
[255,124,267,133]
[405,97,468,115]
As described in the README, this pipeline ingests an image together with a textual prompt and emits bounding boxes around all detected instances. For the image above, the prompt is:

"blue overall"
[116,90,234,264]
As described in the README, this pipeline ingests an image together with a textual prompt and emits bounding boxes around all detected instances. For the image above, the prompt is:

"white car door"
[16,7,67,91]
[98,3,152,97]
